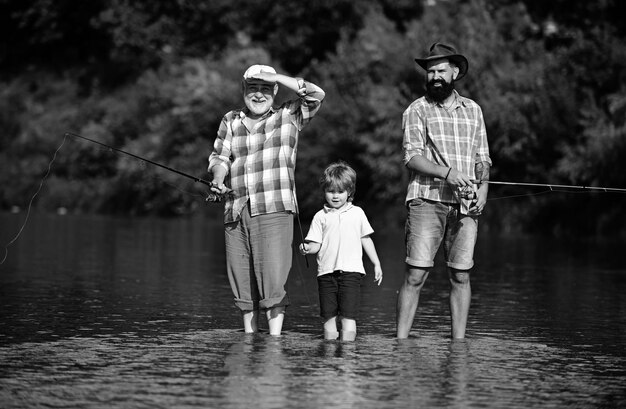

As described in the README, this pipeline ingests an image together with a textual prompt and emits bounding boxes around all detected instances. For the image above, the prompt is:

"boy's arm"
[299,240,321,255]
[361,236,383,285]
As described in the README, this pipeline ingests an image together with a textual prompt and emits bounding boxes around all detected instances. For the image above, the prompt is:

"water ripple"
[1,330,624,409]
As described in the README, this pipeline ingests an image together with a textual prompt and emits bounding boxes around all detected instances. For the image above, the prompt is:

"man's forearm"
[475,161,490,195]
[273,74,300,92]
[275,74,325,100]
[406,155,450,179]
[210,164,228,185]
[475,161,490,182]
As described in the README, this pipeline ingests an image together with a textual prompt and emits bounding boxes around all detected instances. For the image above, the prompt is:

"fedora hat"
[414,42,469,80]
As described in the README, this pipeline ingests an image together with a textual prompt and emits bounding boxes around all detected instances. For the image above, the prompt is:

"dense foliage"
[1,0,625,236]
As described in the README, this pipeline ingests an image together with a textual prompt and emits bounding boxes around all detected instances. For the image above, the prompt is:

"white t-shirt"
[305,203,374,277]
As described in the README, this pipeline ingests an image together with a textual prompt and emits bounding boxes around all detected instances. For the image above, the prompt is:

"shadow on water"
[0,211,625,408]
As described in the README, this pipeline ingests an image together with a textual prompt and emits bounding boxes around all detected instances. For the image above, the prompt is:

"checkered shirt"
[209,81,323,223]
[402,91,492,208]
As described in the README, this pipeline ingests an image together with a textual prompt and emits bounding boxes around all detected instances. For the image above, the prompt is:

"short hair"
[319,161,357,201]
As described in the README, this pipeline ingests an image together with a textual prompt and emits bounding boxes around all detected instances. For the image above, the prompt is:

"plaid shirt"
[402,91,492,212]
[209,81,324,223]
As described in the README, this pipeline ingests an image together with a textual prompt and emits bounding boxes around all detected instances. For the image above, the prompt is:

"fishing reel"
[205,182,234,203]
[458,185,477,200]
[205,192,225,202]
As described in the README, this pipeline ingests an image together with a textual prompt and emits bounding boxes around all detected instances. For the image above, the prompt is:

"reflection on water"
[0,212,625,408]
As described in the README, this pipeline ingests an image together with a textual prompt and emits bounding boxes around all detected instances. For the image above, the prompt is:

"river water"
[0,210,624,408]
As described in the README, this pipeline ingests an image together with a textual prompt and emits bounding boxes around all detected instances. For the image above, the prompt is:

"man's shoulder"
[403,96,430,116]
[222,109,243,121]
[407,95,429,108]
[457,94,482,110]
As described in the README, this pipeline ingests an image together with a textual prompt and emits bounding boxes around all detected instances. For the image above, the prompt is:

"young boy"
[299,161,383,341]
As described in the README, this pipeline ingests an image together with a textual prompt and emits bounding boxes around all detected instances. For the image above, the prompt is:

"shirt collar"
[323,202,354,214]
[238,106,277,120]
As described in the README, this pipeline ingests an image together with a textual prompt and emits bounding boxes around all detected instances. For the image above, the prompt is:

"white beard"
[244,96,274,118]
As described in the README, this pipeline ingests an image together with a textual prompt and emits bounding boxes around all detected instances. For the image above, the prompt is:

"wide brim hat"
[414,42,469,81]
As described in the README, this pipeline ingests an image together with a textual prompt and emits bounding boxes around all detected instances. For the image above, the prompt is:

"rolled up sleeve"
[474,106,492,166]
[291,79,324,130]
[402,105,425,165]
[208,116,233,173]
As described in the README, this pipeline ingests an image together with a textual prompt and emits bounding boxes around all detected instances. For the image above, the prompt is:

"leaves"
[1,0,625,234]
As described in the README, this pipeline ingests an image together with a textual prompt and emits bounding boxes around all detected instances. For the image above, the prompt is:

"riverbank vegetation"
[1,0,625,236]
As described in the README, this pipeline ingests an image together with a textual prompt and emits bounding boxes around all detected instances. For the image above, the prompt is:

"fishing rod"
[478,180,626,193]
[69,131,311,267]
[66,132,215,187]
[66,131,232,201]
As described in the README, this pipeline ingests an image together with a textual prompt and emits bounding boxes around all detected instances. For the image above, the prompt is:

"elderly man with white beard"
[209,64,325,336]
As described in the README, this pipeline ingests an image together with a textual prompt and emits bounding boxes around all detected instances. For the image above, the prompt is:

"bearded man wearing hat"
[209,65,325,336]
[396,43,492,339]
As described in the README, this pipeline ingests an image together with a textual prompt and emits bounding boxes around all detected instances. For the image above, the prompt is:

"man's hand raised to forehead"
[248,71,277,83]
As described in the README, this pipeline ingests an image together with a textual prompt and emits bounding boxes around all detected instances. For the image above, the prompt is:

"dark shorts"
[317,271,362,320]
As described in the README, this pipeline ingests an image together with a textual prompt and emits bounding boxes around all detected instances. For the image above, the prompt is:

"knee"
[449,269,471,286]
[404,267,429,288]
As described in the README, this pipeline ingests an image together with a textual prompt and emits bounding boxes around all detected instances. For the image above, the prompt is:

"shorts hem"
[446,261,474,271]
[319,312,359,320]
[405,257,435,268]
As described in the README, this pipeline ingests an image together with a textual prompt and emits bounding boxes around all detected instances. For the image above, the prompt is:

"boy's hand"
[299,243,309,255]
[374,265,383,286]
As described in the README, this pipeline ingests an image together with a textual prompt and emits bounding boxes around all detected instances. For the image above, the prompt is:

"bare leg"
[323,316,339,340]
[341,318,356,332]
[340,317,357,341]
[267,306,285,336]
[242,310,259,333]
[449,269,471,339]
[396,267,429,338]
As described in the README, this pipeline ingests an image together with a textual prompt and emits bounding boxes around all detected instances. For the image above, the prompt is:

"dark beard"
[426,79,455,103]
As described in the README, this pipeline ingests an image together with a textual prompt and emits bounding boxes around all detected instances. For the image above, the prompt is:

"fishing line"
[279,145,310,268]
[291,236,315,307]
[160,179,210,200]
[1,132,225,265]
[481,180,626,202]
[275,144,314,307]
[487,189,555,201]
[139,166,210,200]
[6,132,624,265]
[293,208,310,268]
[483,180,626,193]
[0,134,68,265]
[65,132,216,188]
